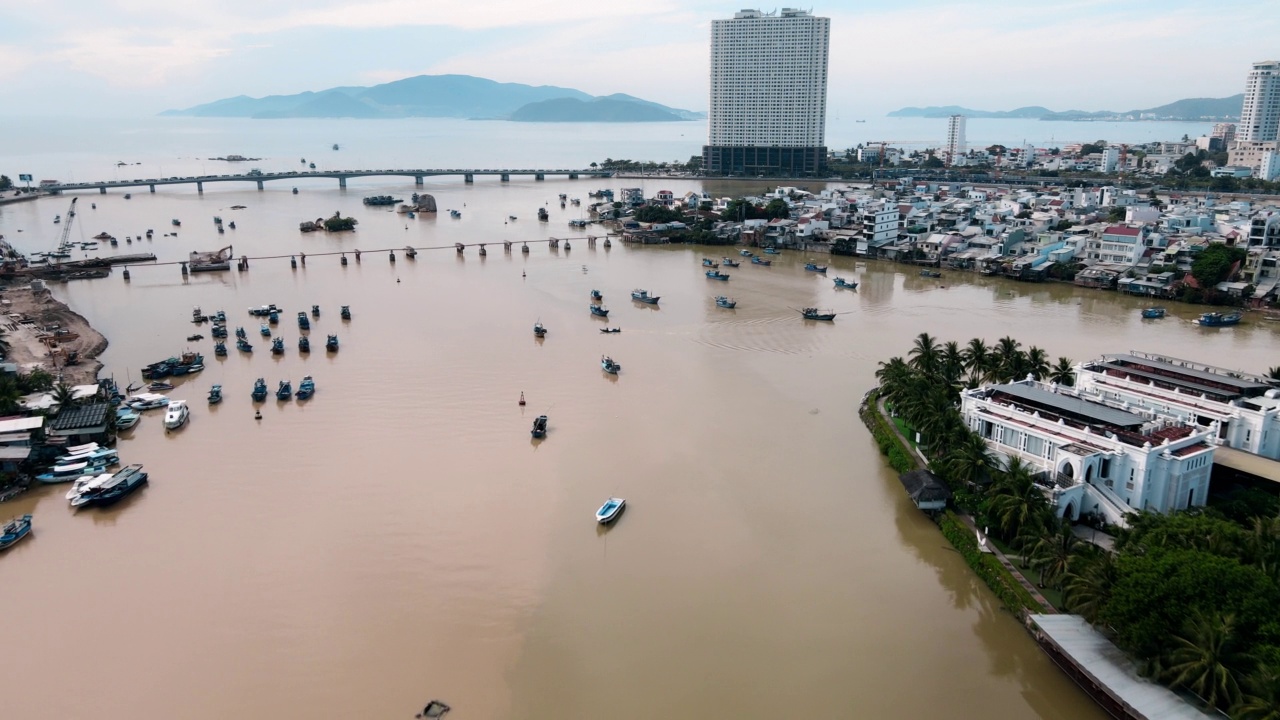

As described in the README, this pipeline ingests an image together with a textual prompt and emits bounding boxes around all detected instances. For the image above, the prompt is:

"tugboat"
[340,305,351,320]
[296,376,316,400]
[804,262,827,274]
[208,384,223,404]
[800,307,837,321]
[631,289,660,304]
[325,334,339,351]
[271,337,285,355]
[298,312,310,330]
[833,277,859,290]
[590,304,610,318]
[715,296,737,309]
[276,380,293,400]
[251,378,268,401]
[601,355,621,374]
[705,270,730,281]
[534,321,548,337]
[298,336,310,353]
[531,415,548,439]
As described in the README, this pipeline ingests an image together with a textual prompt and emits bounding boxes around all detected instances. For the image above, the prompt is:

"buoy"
[389,251,396,262]
[122,267,130,281]
[340,253,348,266]
[290,256,297,269]
[519,392,526,406]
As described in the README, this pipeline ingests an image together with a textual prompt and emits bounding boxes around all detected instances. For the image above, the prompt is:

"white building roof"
[0,416,44,433]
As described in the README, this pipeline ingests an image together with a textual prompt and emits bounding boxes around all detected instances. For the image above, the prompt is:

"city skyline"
[1,0,1279,118]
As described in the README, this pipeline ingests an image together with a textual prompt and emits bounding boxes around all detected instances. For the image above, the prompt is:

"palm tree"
[1234,666,1280,720]
[1029,521,1080,589]
[941,431,998,488]
[0,375,21,415]
[51,381,77,410]
[874,357,913,405]
[987,457,1049,550]
[1025,346,1050,381]
[940,340,965,389]
[993,336,1023,382]
[1267,366,1280,383]
[1161,612,1247,711]
[962,338,991,385]
[908,332,941,376]
[1062,549,1115,624]
[1050,357,1076,386]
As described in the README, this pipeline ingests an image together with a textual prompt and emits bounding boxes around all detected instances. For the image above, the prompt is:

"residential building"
[944,115,965,167]
[1229,61,1280,172]
[1262,150,1280,182]
[1099,146,1120,173]
[1088,225,1145,265]
[1074,352,1280,461]
[861,202,899,247]
[960,380,1215,525]
[1212,122,1238,144]
[704,8,831,176]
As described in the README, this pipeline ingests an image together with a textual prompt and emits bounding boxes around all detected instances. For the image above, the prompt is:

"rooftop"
[989,382,1149,431]
[1101,353,1274,398]
[49,402,112,432]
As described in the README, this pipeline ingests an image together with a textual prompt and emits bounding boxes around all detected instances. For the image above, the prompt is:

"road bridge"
[44,168,614,194]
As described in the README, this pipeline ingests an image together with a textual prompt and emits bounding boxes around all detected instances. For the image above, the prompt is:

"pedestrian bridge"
[45,168,615,194]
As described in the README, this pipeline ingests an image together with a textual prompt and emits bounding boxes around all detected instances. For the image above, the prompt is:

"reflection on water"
[3,178,1274,719]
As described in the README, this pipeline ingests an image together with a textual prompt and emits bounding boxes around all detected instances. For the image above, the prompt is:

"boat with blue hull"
[1141,307,1166,319]
[298,336,310,353]
[214,342,227,356]
[833,277,859,290]
[298,313,310,330]
[801,307,837,321]
[268,310,279,325]
[1195,311,1242,327]
[631,289,660,304]
[340,305,351,320]
[0,514,33,550]
[751,257,772,266]
[54,447,118,466]
[596,497,625,524]
[325,334,339,351]
[601,355,622,374]
[920,269,942,278]
[271,337,285,355]
[590,290,603,301]
[276,380,293,400]
[705,270,730,281]
[260,324,271,336]
[804,263,827,273]
[531,415,548,439]
[721,258,740,267]
[251,378,268,402]
[235,326,246,339]
[764,247,781,255]
[208,384,223,404]
[82,467,148,507]
[702,258,717,267]
[296,376,316,400]
[115,407,140,430]
[237,338,253,353]
[715,296,737,309]
[36,461,110,484]
[590,305,610,318]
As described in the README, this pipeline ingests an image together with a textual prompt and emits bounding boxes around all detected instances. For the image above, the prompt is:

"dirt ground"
[0,284,106,385]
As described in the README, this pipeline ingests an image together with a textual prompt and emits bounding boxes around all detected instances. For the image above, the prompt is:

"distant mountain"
[161,74,704,122]
[888,95,1244,122]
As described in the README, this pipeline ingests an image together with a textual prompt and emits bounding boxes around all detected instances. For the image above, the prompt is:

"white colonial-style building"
[960,379,1217,527]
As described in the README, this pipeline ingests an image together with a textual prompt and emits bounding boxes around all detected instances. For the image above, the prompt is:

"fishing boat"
[211,325,228,338]
[325,334,339,351]
[311,305,320,317]
[590,305,610,317]
[127,393,170,411]
[340,305,351,320]
[800,307,837,321]
[36,461,110,484]
[590,289,603,301]
[537,208,549,221]
[596,497,625,524]
[631,289,660,304]
[268,310,279,325]
[251,378,268,401]
[54,446,118,466]
[764,247,781,255]
[0,515,32,550]
[715,296,737,309]
[66,473,116,501]
[600,327,621,334]
[601,355,621,374]
[79,466,148,507]
[298,313,310,330]
[276,380,293,400]
[721,258,740,267]
[298,336,310,353]
[531,415,548,439]
[705,270,730,281]
[163,400,189,431]
[296,376,316,400]
[148,381,175,391]
[1195,311,1242,327]
[171,218,181,227]
[208,384,223,404]
[702,258,717,267]
[237,338,253,353]
[739,249,753,257]
[235,326,247,339]
[115,407,140,430]
[833,277,859,290]
[534,322,548,337]
[214,342,227,356]
[751,256,772,266]
[804,263,828,273]
[186,334,204,342]
[1141,307,1166,319]
[248,305,280,317]
[260,324,271,336]
[919,269,942,278]
[449,209,461,219]
[271,337,285,355]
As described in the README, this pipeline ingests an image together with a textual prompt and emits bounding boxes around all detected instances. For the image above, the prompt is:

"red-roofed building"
[1088,225,1146,265]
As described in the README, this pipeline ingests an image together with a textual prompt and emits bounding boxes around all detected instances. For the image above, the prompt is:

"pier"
[40,168,614,195]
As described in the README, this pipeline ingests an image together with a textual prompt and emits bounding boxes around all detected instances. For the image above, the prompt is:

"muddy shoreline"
[0,284,106,386]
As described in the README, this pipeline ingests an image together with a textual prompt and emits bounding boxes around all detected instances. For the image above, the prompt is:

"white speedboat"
[55,446,119,466]
[163,400,189,431]
[596,497,626,524]
[66,472,117,501]
[35,461,109,484]
[127,393,169,411]
[69,465,144,508]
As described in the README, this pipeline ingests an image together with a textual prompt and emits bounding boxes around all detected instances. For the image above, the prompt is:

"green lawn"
[891,416,919,448]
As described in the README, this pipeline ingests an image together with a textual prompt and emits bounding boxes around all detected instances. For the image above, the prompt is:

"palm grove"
[873,333,1280,717]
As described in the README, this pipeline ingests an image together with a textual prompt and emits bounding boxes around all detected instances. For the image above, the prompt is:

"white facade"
[1261,150,1280,182]
[861,203,899,245]
[945,115,966,166]
[1240,61,1280,142]
[1100,146,1120,173]
[708,9,830,148]
[960,380,1216,527]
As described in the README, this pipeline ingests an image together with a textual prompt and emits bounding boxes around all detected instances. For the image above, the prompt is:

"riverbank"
[0,284,105,385]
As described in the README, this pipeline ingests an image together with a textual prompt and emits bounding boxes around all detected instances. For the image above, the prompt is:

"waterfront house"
[47,402,113,446]
[898,469,951,512]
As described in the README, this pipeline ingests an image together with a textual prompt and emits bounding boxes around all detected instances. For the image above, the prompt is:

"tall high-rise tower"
[1229,61,1280,174]
[704,8,830,176]
[944,115,966,166]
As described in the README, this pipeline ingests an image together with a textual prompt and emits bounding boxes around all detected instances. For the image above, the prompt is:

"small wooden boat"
[531,415,548,439]
[919,269,942,278]
[715,296,737,309]
[631,289,660,304]
[702,258,717,267]
[764,247,781,255]
[801,307,837,321]
[251,378,268,401]
[1141,307,1166,319]
[596,498,625,524]
[298,336,310,353]
[271,337,285,355]
[601,355,621,374]
[340,305,351,320]
[833,277,858,290]
[590,289,603,301]
[600,327,621,334]
[534,322,548,337]
[276,380,293,400]
[208,384,223,404]
[590,305,610,318]
[171,218,181,227]
[0,514,33,549]
[804,263,827,273]
[296,376,316,400]
[325,334,339,351]
[1195,311,1242,327]
[721,258,740,267]
[751,257,772,266]
[705,270,730,281]
[739,249,753,257]
[148,381,174,391]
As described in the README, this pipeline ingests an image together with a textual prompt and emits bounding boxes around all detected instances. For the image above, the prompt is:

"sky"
[0,0,1277,118]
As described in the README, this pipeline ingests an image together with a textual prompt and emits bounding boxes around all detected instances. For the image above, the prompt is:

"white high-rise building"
[704,8,831,176]
[1229,61,1280,174]
[944,115,966,166]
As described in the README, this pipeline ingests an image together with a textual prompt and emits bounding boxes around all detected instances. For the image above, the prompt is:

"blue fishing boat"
[84,468,148,507]
[721,257,740,267]
[271,337,284,355]
[590,289,603,301]
[601,355,621,374]
[325,334,339,351]
[268,310,279,325]
[1195,311,1242,327]
[0,514,33,549]
[296,376,316,400]
[251,378,268,401]
[702,258,717,267]
[208,384,222,404]
[739,249,753,257]
[115,407,140,430]
[715,296,737,309]
[600,327,621,334]
[1141,307,1166,319]
[276,380,293,400]
[235,326,246,339]
[298,336,310,353]
[36,461,110,484]
[531,415,548,439]
[214,341,227,356]
[534,321,548,337]
[54,446,118,466]
[919,269,942,278]
[260,324,271,336]
[237,338,253,353]
[804,262,827,273]
[833,277,859,290]
[215,310,226,323]
[764,247,781,255]
[751,256,772,266]
[596,497,625,524]
[298,312,310,330]
[801,307,837,321]
[705,270,730,281]
[211,325,228,338]
[590,304,610,317]
[311,304,320,317]
[631,289,660,304]
[340,305,351,320]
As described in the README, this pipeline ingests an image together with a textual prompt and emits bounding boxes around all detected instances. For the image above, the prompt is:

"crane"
[53,196,78,264]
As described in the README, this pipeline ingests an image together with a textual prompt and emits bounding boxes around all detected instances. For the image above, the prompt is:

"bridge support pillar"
[415,176,424,186]
[569,173,578,179]
[100,187,107,194]
[500,174,510,182]
[256,180,264,191]
[464,174,473,184]
[535,173,545,181]
[149,184,156,193]
[339,177,347,189]
[196,182,203,193]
